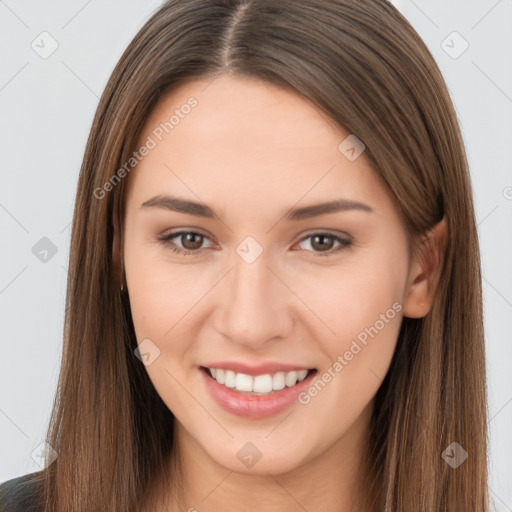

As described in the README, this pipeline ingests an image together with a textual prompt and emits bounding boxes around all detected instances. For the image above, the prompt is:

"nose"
[213,251,294,350]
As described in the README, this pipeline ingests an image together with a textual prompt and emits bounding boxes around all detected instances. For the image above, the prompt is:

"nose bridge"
[216,248,292,347]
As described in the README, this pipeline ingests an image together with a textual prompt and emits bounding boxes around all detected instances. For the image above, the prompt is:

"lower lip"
[200,367,317,419]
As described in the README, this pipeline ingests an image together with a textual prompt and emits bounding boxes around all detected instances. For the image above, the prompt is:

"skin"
[115,73,447,512]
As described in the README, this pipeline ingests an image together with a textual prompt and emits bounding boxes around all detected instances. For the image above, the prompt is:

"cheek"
[126,260,208,348]
[294,244,406,420]
[124,254,211,414]
[294,242,407,395]
[123,232,197,344]
[295,273,403,439]
[297,252,406,343]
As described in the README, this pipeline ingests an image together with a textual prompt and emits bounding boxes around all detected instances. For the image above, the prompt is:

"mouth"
[200,366,317,396]
[200,364,318,418]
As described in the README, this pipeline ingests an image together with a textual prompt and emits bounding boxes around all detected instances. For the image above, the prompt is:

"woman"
[0,0,489,510]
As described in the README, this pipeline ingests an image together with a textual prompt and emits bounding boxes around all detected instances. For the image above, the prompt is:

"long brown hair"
[32,0,489,510]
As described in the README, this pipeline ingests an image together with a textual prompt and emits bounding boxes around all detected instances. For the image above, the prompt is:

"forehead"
[125,74,390,217]
[151,74,340,146]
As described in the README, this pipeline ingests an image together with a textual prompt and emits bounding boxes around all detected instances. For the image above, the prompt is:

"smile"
[205,367,310,395]
[200,366,318,418]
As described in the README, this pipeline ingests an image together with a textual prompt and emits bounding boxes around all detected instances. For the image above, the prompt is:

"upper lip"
[201,361,315,376]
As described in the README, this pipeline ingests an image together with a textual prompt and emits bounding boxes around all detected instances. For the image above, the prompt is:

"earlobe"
[403,216,448,318]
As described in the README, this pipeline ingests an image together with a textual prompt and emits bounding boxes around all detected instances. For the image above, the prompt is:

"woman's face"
[121,74,414,476]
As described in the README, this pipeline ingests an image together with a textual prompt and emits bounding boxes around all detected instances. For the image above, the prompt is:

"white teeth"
[235,373,253,392]
[253,374,273,393]
[272,372,286,391]
[297,369,308,382]
[224,370,236,388]
[207,367,311,394]
[285,371,297,387]
[215,368,225,384]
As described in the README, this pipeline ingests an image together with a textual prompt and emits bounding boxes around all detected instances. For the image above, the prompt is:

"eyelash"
[157,230,353,257]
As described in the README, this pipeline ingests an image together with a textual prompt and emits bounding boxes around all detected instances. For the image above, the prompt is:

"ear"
[112,199,125,290]
[403,216,448,318]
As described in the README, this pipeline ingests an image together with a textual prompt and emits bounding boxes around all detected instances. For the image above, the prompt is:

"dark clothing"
[0,471,44,512]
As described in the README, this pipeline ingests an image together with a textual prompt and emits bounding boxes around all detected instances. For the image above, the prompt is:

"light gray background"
[1,0,511,509]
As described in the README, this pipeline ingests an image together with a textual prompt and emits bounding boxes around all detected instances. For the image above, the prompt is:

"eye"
[157,230,214,256]
[157,230,352,257]
[295,232,352,256]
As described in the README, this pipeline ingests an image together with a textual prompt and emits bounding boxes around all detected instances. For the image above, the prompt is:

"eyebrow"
[140,195,373,220]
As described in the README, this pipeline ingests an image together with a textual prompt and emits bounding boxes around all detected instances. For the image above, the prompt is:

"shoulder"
[0,471,45,512]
